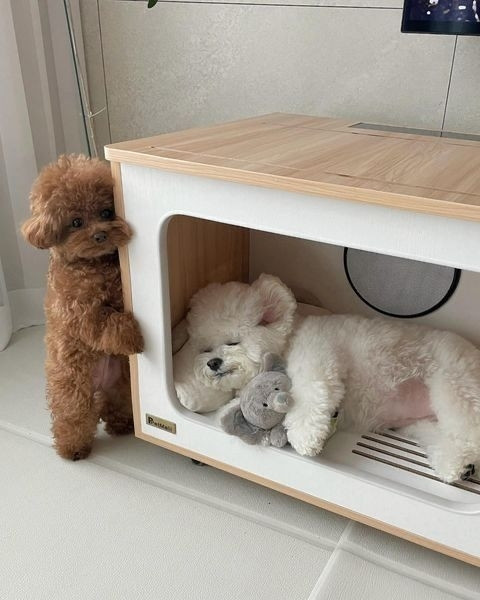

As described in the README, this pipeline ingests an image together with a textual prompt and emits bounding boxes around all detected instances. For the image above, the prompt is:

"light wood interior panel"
[167,215,250,327]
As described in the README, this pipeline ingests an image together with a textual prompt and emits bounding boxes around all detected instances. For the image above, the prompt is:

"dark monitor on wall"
[402,0,480,34]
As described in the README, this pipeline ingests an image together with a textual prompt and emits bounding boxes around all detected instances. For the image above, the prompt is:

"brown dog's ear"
[21,212,61,249]
[22,156,73,249]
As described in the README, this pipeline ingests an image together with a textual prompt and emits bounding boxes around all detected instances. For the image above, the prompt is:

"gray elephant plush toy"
[219,353,292,447]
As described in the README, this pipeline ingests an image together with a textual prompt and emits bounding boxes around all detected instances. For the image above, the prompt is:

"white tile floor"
[1,326,479,600]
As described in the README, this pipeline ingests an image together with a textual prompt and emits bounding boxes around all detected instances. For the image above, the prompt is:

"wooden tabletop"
[105,113,480,222]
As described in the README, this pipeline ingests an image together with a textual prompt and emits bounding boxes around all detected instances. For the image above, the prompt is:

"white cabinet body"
[106,114,480,566]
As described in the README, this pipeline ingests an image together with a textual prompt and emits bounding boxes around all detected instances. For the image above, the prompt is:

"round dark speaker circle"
[344,248,460,319]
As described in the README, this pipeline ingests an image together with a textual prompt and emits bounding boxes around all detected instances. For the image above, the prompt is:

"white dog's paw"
[430,451,473,484]
[286,428,325,456]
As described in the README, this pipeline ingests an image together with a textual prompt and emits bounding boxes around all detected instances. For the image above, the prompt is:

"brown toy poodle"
[22,154,144,460]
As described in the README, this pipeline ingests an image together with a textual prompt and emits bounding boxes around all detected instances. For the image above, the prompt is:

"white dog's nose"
[207,358,223,371]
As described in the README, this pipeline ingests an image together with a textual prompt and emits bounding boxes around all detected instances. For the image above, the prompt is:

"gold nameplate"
[146,413,177,434]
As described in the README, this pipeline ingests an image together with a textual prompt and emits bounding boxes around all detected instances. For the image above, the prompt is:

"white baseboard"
[9,287,45,332]
[0,304,12,351]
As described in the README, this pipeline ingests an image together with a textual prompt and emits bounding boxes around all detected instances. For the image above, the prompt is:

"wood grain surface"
[105,113,480,222]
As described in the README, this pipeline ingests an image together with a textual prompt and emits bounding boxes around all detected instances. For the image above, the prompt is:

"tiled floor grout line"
[0,418,338,553]
[306,520,480,600]
[2,421,480,598]
[90,453,339,552]
[305,520,355,599]
[3,418,480,600]
[0,420,52,446]
[5,416,479,600]
[341,542,480,600]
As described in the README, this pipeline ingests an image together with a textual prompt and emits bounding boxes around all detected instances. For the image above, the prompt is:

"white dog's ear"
[252,274,297,336]
[262,352,286,373]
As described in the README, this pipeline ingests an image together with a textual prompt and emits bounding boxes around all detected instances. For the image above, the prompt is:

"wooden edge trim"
[134,428,480,567]
[110,161,142,433]
[104,150,480,223]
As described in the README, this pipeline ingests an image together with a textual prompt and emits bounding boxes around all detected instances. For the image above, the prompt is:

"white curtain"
[0,0,89,350]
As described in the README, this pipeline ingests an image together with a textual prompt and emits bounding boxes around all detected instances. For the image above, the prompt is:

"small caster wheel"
[461,464,475,480]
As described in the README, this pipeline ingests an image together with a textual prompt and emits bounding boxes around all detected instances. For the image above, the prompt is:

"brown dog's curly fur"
[22,155,143,460]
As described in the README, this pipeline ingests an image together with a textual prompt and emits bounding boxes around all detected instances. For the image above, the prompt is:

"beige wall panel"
[443,37,480,136]
[98,1,454,143]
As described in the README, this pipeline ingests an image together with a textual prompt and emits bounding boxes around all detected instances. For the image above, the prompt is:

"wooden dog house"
[105,113,480,566]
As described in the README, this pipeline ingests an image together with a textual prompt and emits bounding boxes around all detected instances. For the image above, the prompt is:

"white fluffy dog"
[179,273,480,483]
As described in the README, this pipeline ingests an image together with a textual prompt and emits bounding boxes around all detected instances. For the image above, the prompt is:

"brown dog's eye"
[71,218,83,228]
[100,209,114,220]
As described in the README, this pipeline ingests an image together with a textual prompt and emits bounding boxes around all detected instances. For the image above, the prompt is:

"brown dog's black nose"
[93,231,107,243]
[207,358,223,371]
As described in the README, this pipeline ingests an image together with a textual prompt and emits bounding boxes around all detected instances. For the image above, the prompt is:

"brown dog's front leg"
[99,311,144,356]
[77,307,144,356]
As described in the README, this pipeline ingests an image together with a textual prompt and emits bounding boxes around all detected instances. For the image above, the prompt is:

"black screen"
[402,0,480,34]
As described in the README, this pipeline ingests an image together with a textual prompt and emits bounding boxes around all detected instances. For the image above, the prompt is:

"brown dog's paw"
[104,416,134,436]
[56,444,92,461]
[102,312,144,355]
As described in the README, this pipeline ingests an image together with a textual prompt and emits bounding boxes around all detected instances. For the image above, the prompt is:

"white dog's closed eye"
[194,344,261,392]
[173,274,297,411]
